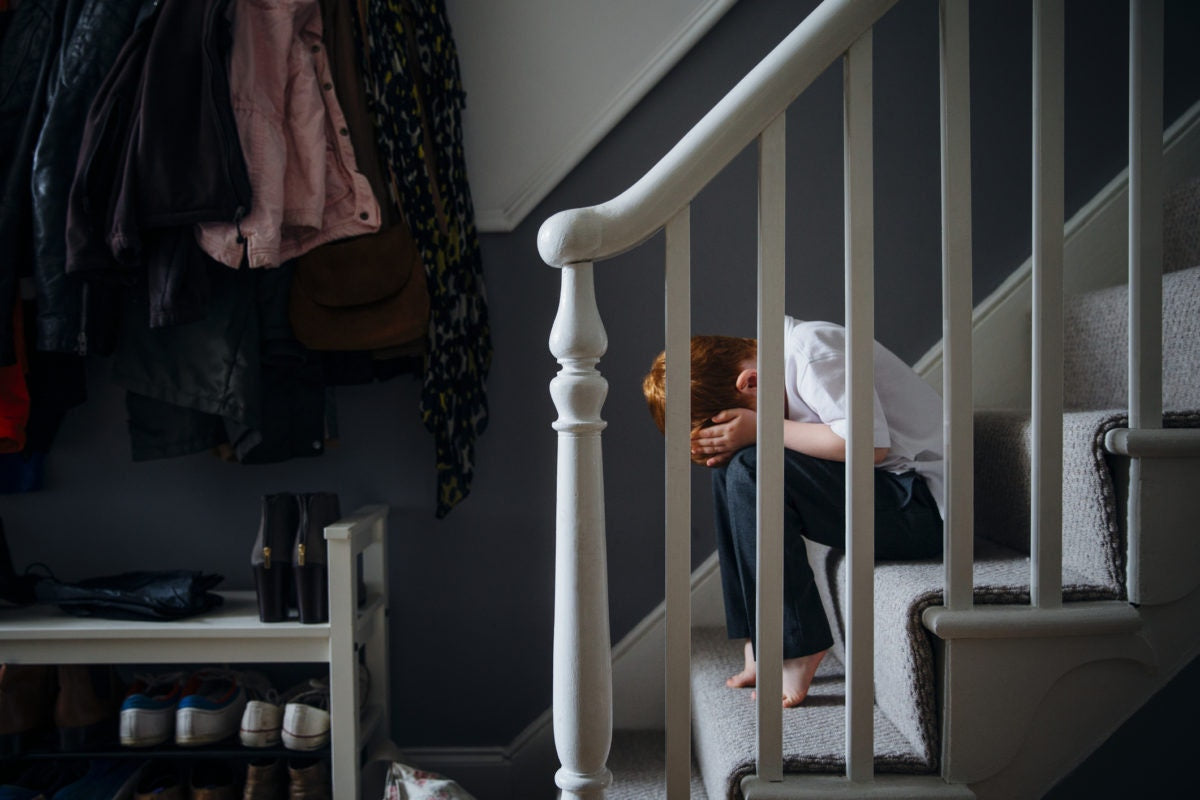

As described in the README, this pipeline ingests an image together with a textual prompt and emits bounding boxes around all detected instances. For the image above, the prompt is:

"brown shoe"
[0,664,55,755]
[242,758,284,800]
[54,664,124,751]
[133,761,185,800]
[189,760,237,800]
[287,758,331,800]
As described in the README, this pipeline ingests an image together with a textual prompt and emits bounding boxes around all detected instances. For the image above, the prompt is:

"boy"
[642,316,944,707]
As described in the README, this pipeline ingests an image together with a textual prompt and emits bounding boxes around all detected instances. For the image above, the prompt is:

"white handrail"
[537,0,898,269]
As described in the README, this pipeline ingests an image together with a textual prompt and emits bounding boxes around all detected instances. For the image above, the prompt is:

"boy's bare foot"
[726,640,757,688]
[750,648,829,708]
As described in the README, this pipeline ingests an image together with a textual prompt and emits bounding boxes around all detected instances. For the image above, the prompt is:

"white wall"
[447,0,736,232]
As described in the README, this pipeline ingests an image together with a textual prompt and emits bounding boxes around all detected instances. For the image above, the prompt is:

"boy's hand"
[691,408,757,467]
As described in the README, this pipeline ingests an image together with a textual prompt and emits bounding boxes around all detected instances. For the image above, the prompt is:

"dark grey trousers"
[712,446,943,659]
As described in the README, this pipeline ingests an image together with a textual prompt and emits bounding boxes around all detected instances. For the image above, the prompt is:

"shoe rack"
[0,504,393,799]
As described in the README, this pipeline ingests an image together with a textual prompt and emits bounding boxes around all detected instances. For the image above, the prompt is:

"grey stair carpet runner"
[606,730,709,800]
[691,626,925,800]
[688,259,1200,799]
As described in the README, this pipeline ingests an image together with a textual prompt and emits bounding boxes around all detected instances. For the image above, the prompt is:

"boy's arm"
[691,408,889,467]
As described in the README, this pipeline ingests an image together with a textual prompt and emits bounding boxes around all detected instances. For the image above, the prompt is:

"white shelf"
[0,592,336,664]
[0,504,392,799]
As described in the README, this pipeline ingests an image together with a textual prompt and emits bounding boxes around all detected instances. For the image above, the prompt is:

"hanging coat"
[194,0,381,270]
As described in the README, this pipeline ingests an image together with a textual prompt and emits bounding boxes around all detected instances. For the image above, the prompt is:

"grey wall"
[2,0,1198,751]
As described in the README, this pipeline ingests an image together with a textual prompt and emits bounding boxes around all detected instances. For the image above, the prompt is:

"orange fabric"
[0,299,30,453]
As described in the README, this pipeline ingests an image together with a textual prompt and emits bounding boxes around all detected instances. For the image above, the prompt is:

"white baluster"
[664,208,692,799]
[1128,0,1164,433]
[756,113,787,783]
[844,28,876,784]
[1031,0,1065,609]
[939,0,974,611]
[1126,0,1164,604]
[550,264,613,800]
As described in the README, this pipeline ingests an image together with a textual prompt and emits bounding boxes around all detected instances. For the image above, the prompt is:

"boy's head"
[642,335,758,457]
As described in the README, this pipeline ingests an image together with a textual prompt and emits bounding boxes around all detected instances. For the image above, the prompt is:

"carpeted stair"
[686,196,1200,799]
[606,730,709,800]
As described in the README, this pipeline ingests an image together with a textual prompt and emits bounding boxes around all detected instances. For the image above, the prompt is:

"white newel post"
[549,263,613,800]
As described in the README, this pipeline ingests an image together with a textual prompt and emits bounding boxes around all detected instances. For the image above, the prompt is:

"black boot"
[0,517,39,606]
[251,493,300,623]
[293,493,339,624]
[0,663,55,755]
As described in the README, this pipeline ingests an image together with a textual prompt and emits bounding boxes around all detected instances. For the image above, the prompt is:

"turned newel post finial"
[549,262,613,800]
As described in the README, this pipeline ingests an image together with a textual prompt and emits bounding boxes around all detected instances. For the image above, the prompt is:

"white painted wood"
[938,0,974,613]
[742,774,976,799]
[1125,0,1166,609]
[965,623,1193,800]
[1128,0,1165,432]
[1105,428,1200,457]
[756,113,787,784]
[448,0,737,232]
[537,0,899,267]
[843,29,875,784]
[922,601,1142,639]
[913,100,1200,403]
[611,553,722,730]
[1030,0,1065,610]
[549,263,614,800]
[664,207,692,800]
[328,518,359,799]
[1110,455,1200,606]
[938,630,1156,785]
[0,592,333,663]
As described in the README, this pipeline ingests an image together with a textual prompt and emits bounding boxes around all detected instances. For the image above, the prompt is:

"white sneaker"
[175,669,254,746]
[281,665,370,751]
[240,678,313,748]
[119,671,186,747]
[281,680,330,751]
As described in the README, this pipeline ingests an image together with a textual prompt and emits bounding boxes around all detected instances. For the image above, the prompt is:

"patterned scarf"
[355,0,492,517]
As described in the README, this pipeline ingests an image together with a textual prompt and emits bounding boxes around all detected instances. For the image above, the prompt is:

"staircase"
[606,252,1200,800]
[539,1,1200,798]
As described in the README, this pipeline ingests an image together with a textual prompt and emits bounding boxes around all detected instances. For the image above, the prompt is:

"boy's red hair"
[642,335,757,462]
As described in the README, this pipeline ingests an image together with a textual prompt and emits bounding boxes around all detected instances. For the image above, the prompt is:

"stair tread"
[607,729,709,800]
[690,626,928,800]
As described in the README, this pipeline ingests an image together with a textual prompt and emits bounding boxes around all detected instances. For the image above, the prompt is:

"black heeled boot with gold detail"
[293,492,339,624]
[251,493,299,623]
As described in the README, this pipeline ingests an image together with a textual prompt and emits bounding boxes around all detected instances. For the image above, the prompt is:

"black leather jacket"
[29,0,149,355]
[66,0,250,331]
[0,0,60,365]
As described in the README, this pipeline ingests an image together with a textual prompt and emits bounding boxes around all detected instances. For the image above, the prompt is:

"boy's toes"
[726,670,756,689]
[781,691,807,709]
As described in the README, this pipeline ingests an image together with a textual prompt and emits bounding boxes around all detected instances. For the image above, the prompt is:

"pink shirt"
[196,0,380,269]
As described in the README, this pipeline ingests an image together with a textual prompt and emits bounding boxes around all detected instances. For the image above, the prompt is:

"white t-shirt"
[783,317,945,519]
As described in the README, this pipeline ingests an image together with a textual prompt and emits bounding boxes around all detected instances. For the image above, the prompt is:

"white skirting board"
[912,98,1200,408]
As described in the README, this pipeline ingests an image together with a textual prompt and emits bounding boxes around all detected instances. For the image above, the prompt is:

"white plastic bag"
[383,761,477,800]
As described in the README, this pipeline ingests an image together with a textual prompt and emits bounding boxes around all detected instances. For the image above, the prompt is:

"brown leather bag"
[288,221,429,352]
[289,0,430,354]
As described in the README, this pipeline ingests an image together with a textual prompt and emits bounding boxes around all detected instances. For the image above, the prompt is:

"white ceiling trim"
[450,1,737,234]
